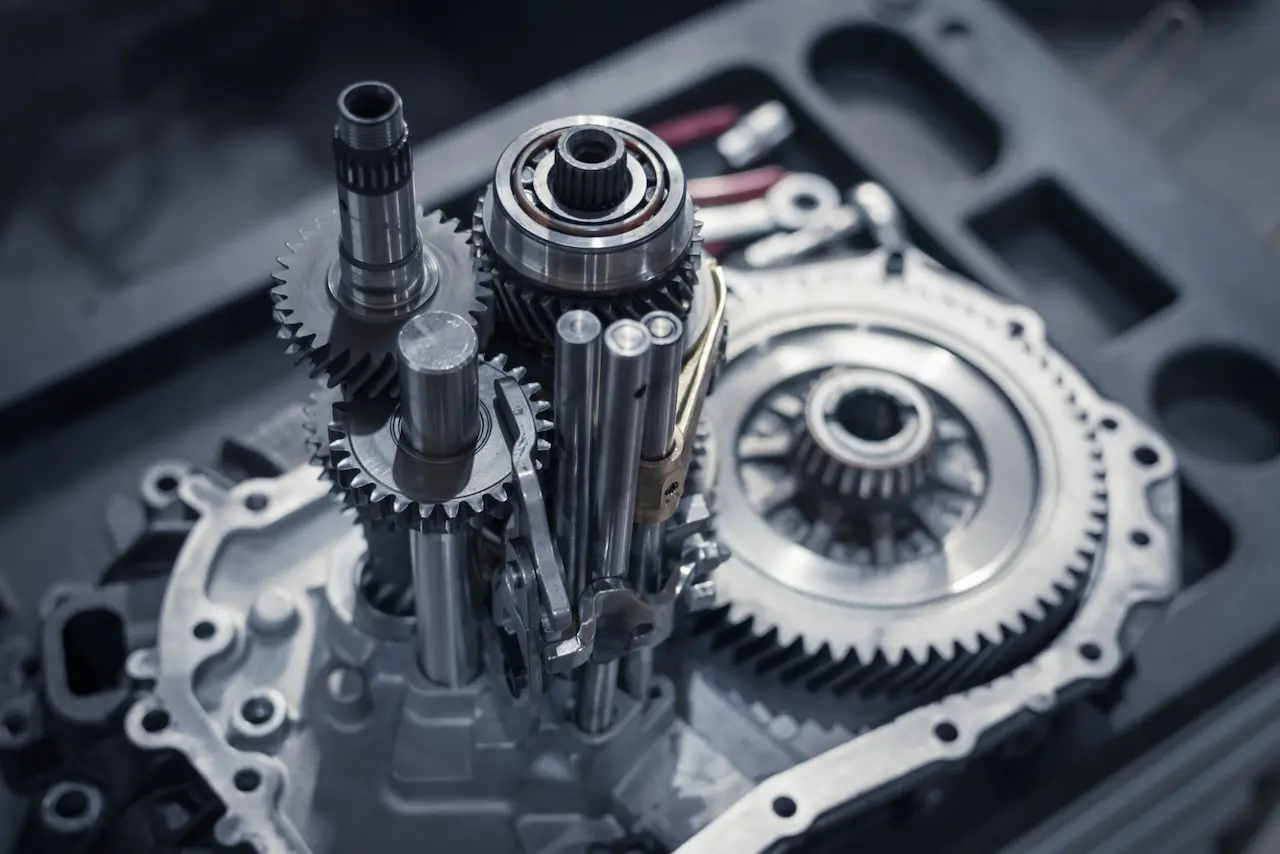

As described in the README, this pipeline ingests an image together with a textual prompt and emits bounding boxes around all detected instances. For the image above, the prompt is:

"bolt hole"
[1133,446,1160,467]
[192,621,216,640]
[234,769,262,793]
[240,695,276,727]
[155,474,179,493]
[663,481,681,498]
[2,712,27,736]
[141,708,170,733]
[1100,417,1118,431]
[52,788,89,820]
[631,622,654,639]
[772,796,797,818]
[342,82,397,122]
[794,192,819,211]
[1079,642,1103,662]
[934,721,959,743]
[1130,530,1151,547]
[836,388,904,442]
[1008,320,1025,338]
[244,493,269,512]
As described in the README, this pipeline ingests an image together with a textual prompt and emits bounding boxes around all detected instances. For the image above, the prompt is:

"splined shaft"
[333,81,427,309]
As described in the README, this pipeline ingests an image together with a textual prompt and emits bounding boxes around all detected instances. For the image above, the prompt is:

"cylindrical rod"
[333,80,424,306]
[622,312,685,700]
[577,319,652,733]
[411,530,480,687]
[554,311,602,604]
[396,311,480,458]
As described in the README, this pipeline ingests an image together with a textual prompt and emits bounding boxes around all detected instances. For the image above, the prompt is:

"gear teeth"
[707,252,1109,701]
[473,187,701,351]
[272,209,494,398]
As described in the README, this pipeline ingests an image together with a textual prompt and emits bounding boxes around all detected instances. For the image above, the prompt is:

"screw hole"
[2,712,27,736]
[192,621,216,640]
[51,787,89,820]
[1100,417,1118,431]
[141,708,170,733]
[934,721,959,743]
[244,493,269,512]
[240,695,276,727]
[155,474,179,493]
[1133,446,1159,467]
[1130,530,1151,547]
[234,769,262,793]
[772,796,797,818]
[1008,320,1025,338]
[1079,642,1102,662]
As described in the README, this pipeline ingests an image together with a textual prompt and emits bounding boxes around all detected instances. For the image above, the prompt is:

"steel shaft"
[553,311,603,604]
[333,81,425,307]
[622,312,685,700]
[577,319,652,733]
[411,530,480,687]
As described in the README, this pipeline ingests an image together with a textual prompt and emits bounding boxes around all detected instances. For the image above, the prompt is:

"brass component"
[634,262,728,524]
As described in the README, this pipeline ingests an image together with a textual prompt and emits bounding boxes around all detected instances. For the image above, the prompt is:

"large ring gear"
[3,78,1182,854]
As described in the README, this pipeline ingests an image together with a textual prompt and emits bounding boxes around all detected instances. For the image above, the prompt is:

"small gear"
[705,249,1109,699]
[792,368,935,502]
[473,198,701,350]
[315,355,552,530]
[272,208,493,398]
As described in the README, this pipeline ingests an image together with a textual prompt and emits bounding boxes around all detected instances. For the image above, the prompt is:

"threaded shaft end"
[336,81,407,150]
[550,125,630,212]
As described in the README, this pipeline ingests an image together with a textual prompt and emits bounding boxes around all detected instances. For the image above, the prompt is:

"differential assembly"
[473,115,704,350]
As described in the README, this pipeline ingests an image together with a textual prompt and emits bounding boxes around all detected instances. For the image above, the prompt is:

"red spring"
[688,165,788,206]
[651,105,741,148]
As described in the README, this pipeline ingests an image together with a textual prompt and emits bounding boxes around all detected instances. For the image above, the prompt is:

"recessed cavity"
[1179,482,1234,587]
[1133,446,1160,467]
[244,493,269,512]
[837,388,905,442]
[52,788,90,820]
[934,721,959,743]
[970,180,1177,343]
[1079,642,1102,661]
[62,608,127,697]
[2,712,26,736]
[1154,347,1280,465]
[240,695,276,727]
[193,621,216,640]
[1130,530,1151,547]
[772,796,798,818]
[564,127,619,165]
[810,26,1001,180]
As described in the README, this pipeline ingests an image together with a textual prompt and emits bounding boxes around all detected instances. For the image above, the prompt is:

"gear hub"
[473,115,703,350]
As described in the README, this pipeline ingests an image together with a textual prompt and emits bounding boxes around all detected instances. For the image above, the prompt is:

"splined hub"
[474,115,701,350]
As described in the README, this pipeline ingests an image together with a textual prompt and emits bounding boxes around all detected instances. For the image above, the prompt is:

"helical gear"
[309,355,552,529]
[272,208,494,397]
[705,249,1109,700]
[791,368,935,503]
[472,200,702,351]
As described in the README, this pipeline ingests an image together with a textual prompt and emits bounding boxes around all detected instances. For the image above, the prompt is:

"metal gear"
[272,208,493,398]
[705,250,1109,699]
[472,115,703,351]
[313,354,551,530]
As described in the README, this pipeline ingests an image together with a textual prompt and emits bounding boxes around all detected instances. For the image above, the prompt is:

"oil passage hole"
[192,621,216,640]
[1079,642,1102,662]
[772,796,797,818]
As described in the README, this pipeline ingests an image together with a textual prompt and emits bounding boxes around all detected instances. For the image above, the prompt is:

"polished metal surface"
[411,530,480,687]
[396,311,481,458]
[578,319,652,732]
[554,311,603,602]
[335,81,407,150]
[715,101,795,169]
[482,116,695,295]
